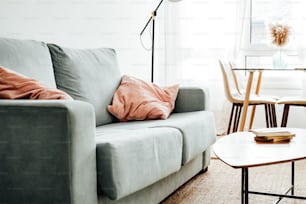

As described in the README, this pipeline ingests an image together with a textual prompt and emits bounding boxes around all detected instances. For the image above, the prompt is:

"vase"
[272,48,288,69]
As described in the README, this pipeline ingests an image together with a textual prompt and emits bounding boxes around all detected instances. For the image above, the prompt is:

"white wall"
[0,0,160,81]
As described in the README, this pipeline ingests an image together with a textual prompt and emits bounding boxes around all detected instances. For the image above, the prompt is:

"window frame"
[241,0,298,66]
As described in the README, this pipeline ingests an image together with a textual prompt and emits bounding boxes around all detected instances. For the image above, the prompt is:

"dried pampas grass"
[270,23,290,47]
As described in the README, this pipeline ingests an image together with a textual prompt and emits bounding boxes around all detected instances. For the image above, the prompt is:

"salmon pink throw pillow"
[0,67,72,100]
[107,75,179,121]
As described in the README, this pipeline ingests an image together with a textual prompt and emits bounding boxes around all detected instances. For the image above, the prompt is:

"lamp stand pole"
[140,0,164,83]
[151,11,156,83]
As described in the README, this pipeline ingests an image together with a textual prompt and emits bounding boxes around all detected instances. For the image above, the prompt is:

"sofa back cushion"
[48,44,121,126]
[0,37,56,88]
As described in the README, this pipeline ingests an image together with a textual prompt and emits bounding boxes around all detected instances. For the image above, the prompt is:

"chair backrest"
[229,62,242,95]
[219,59,240,103]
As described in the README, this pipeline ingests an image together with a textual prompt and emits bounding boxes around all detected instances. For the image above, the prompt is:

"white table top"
[213,128,306,168]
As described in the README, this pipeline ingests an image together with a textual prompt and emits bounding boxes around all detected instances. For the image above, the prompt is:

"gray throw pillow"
[48,44,122,126]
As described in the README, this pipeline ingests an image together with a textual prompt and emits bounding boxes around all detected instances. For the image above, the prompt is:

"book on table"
[250,128,295,143]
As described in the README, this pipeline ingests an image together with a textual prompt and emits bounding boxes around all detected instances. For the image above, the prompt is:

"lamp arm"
[140,0,164,35]
[140,16,153,35]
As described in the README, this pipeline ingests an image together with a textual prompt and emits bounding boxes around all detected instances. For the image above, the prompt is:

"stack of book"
[250,128,295,143]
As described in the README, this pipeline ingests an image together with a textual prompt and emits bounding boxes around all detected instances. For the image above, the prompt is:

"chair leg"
[248,106,256,130]
[271,104,277,127]
[233,104,242,132]
[281,104,290,127]
[232,105,239,133]
[264,104,270,128]
[227,104,235,134]
[268,104,273,127]
[226,104,244,133]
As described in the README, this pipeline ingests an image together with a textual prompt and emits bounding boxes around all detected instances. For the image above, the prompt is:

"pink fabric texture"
[107,75,179,121]
[0,67,72,100]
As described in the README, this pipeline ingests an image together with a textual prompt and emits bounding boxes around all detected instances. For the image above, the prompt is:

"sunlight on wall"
[163,1,239,134]
[164,0,306,133]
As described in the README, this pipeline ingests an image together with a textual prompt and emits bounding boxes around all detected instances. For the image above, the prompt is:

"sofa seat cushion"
[96,111,216,165]
[96,127,182,200]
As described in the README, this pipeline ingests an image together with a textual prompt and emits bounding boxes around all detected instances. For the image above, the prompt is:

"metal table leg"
[292,161,295,195]
[242,168,249,204]
[241,161,306,203]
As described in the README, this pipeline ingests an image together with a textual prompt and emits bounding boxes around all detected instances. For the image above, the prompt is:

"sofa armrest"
[0,100,98,204]
[173,87,209,113]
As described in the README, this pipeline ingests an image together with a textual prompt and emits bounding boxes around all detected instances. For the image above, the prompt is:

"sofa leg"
[200,167,208,174]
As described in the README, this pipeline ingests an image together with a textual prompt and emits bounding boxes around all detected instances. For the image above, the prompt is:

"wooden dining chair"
[228,62,280,130]
[219,60,278,134]
[278,97,306,127]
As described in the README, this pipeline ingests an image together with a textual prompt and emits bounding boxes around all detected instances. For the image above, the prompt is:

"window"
[243,0,301,67]
[250,0,294,46]
[237,0,306,97]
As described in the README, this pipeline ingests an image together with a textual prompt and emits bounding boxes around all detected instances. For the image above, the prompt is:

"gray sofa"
[0,37,216,204]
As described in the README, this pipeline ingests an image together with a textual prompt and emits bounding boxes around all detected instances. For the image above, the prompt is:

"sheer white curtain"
[294,1,306,69]
[293,1,306,100]
[160,0,247,135]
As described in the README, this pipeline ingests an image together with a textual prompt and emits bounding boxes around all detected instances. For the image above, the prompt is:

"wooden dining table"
[232,68,306,132]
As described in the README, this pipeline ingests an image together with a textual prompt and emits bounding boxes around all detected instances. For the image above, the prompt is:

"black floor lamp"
[140,0,182,83]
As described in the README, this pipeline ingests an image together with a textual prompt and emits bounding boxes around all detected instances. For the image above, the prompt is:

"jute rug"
[162,158,306,204]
